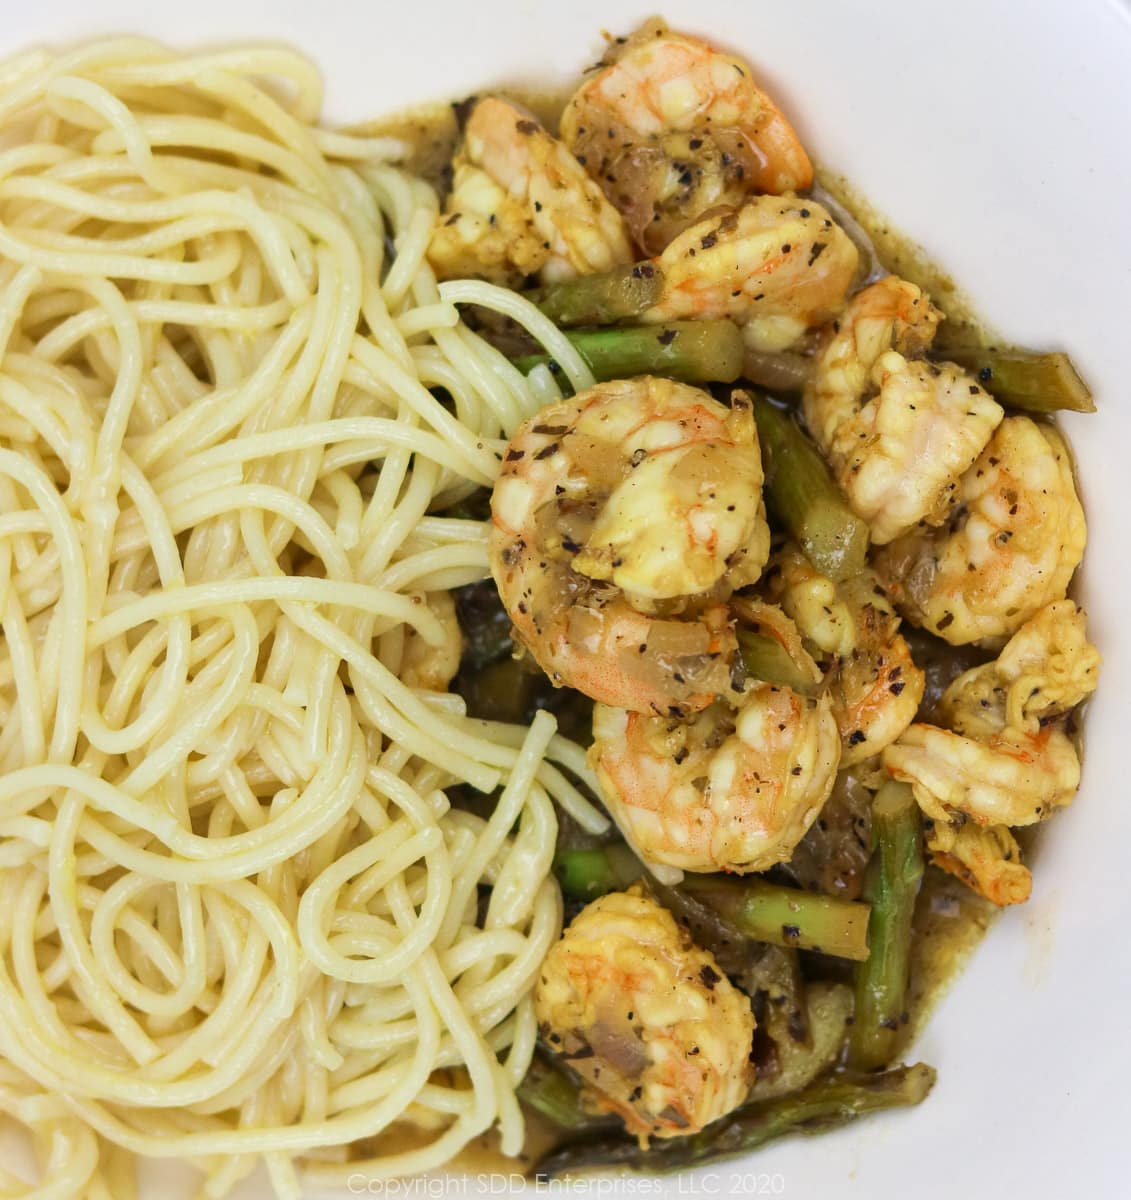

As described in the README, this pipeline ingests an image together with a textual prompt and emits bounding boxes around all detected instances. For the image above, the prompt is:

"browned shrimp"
[489,378,769,715]
[561,19,812,252]
[534,885,755,1141]
[428,97,634,285]
[643,197,859,353]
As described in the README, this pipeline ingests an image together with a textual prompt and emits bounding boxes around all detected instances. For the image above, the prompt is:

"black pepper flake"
[790,766,802,776]
[533,200,543,212]
[848,729,867,746]
[937,612,955,631]
[515,119,538,135]
[504,448,525,462]
[781,923,801,941]
[657,329,678,346]
[534,443,558,460]
[700,232,718,250]
[780,243,792,253]
[699,965,720,989]
[443,212,461,227]
[978,366,993,383]
[807,241,827,266]
[689,137,703,149]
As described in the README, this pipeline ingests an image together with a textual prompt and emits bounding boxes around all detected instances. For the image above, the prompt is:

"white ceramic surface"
[4,1,1130,1197]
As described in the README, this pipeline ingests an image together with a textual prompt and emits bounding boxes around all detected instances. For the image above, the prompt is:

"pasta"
[0,37,606,1197]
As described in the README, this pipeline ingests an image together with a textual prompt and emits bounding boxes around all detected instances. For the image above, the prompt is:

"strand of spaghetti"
[87,577,445,647]
[150,416,494,490]
[0,448,85,763]
[440,277,595,394]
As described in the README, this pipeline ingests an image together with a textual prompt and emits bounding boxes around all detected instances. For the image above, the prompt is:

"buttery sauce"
[354,89,1051,1173]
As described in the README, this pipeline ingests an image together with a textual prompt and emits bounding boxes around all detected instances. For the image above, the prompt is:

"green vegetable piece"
[529,262,665,326]
[675,873,872,962]
[751,394,870,583]
[936,344,1094,414]
[553,844,643,901]
[534,1063,936,1175]
[848,781,925,1071]
[515,319,744,385]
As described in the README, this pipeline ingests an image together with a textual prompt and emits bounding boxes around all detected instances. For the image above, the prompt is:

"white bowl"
[6,1,1130,1197]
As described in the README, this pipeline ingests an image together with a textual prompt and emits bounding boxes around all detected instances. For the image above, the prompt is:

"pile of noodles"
[0,38,607,1198]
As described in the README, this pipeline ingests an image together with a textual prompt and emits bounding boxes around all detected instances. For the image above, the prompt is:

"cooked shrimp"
[875,416,1086,645]
[884,601,1098,831]
[802,277,1004,544]
[534,884,754,1141]
[767,546,924,764]
[941,600,1100,736]
[885,720,1080,829]
[643,197,859,352]
[428,96,633,286]
[397,591,463,691]
[560,19,812,252]
[765,543,855,658]
[925,819,1032,907]
[828,573,925,766]
[590,676,841,874]
[490,378,769,715]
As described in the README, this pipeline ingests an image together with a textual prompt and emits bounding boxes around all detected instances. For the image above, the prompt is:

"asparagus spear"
[736,628,819,696]
[534,1063,936,1175]
[848,781,924,1072]
[934,344,1094,414]
[751,394,870,583]
[670,873,871,962]
[553,844,642,901]
[742,347,815,393]
[514,319,744,384]
[528,262,665,326]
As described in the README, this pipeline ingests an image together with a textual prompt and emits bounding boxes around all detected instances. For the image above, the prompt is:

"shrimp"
[767,546,924,764]
[489,378,769,715]
[802,277,1004,544]
[590,677,841,874]
[874,416,1086,645]
[643,197,859,352]
[427,96,634,286]
[884,721,1081,830]
[560,19,812,252]
[765,543,855,658]
[827,573,926,766]
[534,884,755,1141]
[925,819,1032,908]
[397,591,463,691]
[884,601,1098,833]
[941,600,1100,736]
